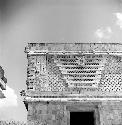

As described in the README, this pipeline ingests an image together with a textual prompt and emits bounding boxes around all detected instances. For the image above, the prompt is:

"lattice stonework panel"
[47,55,67,92]
[100,74,122,92]
[51,54,105,90]
[100,55,122,92]
[27,53,122,92]
[104,56,122,74]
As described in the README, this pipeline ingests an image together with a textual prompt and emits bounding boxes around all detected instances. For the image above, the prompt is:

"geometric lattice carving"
[100,74,122,92]
[100,55,122,92]
[25,43,122,95]
[27,54,66,92]
[53,54,105,89]
[104,55,122,74]
[27,53,122,93]
[47,55,66,92]
[27,54,107,92]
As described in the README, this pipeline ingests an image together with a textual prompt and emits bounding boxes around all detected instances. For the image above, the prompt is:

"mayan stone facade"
[24,43,122,125]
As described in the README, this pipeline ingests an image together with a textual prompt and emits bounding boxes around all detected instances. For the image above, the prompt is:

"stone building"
[0,66,7,98]
[23,43,122,125]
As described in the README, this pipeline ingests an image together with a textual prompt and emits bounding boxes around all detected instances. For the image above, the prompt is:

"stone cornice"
[24,97,122,102]
[25,90,122,98]
[25,43,122,55]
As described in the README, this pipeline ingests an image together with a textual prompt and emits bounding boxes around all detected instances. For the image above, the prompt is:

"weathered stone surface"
[27,101,122,125]
[24,43,122,125]
[25,43,122,54]
[26,52,122,96]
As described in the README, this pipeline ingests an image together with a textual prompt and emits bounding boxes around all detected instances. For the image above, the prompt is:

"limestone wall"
[27,101,122,125]
[27,102,67,125]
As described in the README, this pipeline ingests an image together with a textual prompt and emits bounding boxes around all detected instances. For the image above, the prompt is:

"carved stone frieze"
[25,43,122,97]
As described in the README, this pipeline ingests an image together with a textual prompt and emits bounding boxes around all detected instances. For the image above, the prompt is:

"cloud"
[0,85,18,108]
[114,12,122,29]
[94,27,112,40]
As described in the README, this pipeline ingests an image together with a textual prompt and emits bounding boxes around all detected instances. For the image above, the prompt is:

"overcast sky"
[0,0,122,122]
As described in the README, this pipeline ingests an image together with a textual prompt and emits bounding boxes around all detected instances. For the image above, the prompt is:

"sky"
[0,0,122,122]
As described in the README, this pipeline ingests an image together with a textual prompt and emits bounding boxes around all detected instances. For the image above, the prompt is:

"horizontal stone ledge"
[25,90,122,96]
[27,51,122,56]
[24,97,122,102]
[25,43,122,55]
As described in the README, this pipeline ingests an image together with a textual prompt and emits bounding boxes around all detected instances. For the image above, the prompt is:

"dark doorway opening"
[70,111,95,125]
